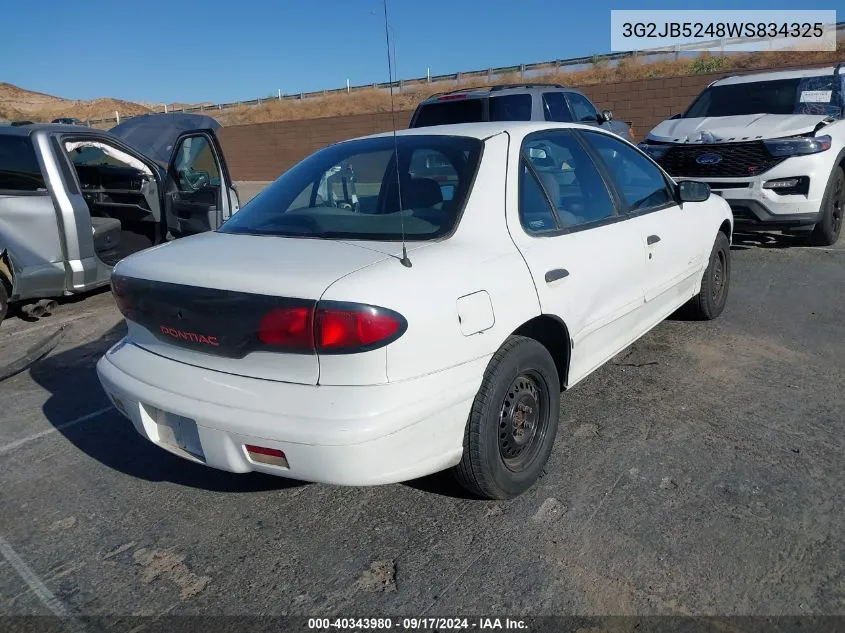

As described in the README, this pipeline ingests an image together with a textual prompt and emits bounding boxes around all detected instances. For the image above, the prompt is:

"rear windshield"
[0,135,47,192]
[684,76,843,119]
[412,99,484,127]
[219,135,483,241]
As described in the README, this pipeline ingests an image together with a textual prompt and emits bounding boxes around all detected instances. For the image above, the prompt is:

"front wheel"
[453,335,560,499]
[809,167,844,247]
[686,231,731,320]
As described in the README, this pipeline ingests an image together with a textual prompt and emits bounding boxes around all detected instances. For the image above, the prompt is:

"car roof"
[713,64,842,86]
[359,121,601,141]
[419,83,581,103]
[0,123,98,137]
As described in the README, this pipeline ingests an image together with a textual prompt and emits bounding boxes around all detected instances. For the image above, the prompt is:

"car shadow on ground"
[403,470,480,500]
[27,322,306,493]
[731,230,805,250]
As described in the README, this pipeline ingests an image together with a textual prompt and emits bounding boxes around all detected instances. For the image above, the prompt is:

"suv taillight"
[257,302,406,353]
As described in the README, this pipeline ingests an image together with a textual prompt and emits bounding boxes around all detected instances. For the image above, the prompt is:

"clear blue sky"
[0,0,837,104]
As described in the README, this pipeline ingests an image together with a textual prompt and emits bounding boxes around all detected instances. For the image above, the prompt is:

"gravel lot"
[0,229,843,623]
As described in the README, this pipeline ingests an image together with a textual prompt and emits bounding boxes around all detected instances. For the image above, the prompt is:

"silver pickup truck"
[0,113,239,326]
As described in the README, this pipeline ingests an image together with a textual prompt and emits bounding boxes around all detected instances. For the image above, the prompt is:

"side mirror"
[600,110,613,123]
[678,180,710,203]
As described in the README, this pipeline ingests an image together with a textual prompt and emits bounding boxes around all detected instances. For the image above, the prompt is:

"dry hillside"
[0,82,153,123]
[3,42,843,127]
[214,45,845,126]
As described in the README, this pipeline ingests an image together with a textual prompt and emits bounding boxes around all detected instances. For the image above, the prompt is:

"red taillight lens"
[315,306,402,350]
[111,277,133,318]
[257,302,405,353]
[438,94,468,101]
[257,306,313,348]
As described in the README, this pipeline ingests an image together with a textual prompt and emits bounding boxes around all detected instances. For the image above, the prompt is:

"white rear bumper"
[96,340,485,485]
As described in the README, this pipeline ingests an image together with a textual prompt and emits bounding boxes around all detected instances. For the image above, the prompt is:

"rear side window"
[0,135,47,192]
[566,93,600,122]
[220,135,483,241]
[542,92,574,122]
[521,130,617,231]
[519,161,558,233]
[411,99,483,127]
[489,94,532,121]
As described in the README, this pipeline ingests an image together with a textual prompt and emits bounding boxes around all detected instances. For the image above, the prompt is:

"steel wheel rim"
[498,371,548,472]
[712,249,727,304]
[831,177,843,235]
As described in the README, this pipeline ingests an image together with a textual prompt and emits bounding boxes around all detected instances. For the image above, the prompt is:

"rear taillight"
[438,94,468,101]
[257,302,406,354]
[316,305,403,351]
[258,306,313,349]
[111,276,134,319]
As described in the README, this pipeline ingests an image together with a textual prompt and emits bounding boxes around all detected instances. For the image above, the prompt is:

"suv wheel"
[809,166,843,247]
[686,231,730,320]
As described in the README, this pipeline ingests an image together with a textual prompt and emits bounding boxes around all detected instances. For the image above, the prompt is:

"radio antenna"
[382,0,411,267]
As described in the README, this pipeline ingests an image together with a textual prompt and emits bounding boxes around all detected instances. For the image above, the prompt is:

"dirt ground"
[0,230,842,627]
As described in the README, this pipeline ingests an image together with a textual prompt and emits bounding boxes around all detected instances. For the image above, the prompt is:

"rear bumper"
[96,340,484,486]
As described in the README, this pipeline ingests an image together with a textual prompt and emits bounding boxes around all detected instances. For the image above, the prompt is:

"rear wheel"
[687,231,730,320]
[809,167,844,247]
[453,335,560,499]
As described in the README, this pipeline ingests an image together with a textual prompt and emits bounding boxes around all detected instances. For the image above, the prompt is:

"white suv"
[639,64,844,245]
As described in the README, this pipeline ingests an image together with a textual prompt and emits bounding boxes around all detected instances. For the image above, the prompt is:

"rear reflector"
[245,444,289,468]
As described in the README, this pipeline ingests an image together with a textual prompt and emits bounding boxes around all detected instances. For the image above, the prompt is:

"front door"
[507,129,648,386]
[164,131,237,238]
[579,131,703,324]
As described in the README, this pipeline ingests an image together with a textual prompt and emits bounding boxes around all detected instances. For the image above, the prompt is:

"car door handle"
[647,234,661,245]
[545,268,570,283]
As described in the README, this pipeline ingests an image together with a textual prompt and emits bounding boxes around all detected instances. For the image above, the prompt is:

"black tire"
[809,167,844,247]
[453,335,560,499]
[0,282,7,328]
[687,231,730,320]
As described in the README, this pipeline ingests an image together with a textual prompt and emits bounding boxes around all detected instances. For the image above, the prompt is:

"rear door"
[506,128,648,386]
[164,131,237,237]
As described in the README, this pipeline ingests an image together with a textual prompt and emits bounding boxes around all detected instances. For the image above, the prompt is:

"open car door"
[163,130,239,238]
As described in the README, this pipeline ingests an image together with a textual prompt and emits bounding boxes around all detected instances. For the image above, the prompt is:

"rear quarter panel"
[319,132,542,383]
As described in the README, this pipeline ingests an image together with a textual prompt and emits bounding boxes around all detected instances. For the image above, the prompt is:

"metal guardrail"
[86,22,845,127]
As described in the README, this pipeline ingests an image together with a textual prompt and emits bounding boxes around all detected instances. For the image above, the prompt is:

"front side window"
[684,76,842,119]
[566,93,599,123]
[581,131,673,213]
[172,135,221,192]
[489,94,532,121]
[520,130,617,231]
[0,135,46,192]
[542,92,574,122]
[220,135,483,241]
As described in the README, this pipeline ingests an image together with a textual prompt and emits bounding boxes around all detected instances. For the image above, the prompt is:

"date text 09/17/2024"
[307,617,528,630]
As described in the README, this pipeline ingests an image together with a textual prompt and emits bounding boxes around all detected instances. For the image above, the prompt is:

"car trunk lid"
[112,231,396,384]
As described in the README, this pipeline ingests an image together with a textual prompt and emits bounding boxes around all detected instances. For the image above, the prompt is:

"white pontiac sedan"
[97,122,733,499]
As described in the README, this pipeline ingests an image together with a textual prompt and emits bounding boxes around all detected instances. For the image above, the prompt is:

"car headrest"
[403,178,443,209]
